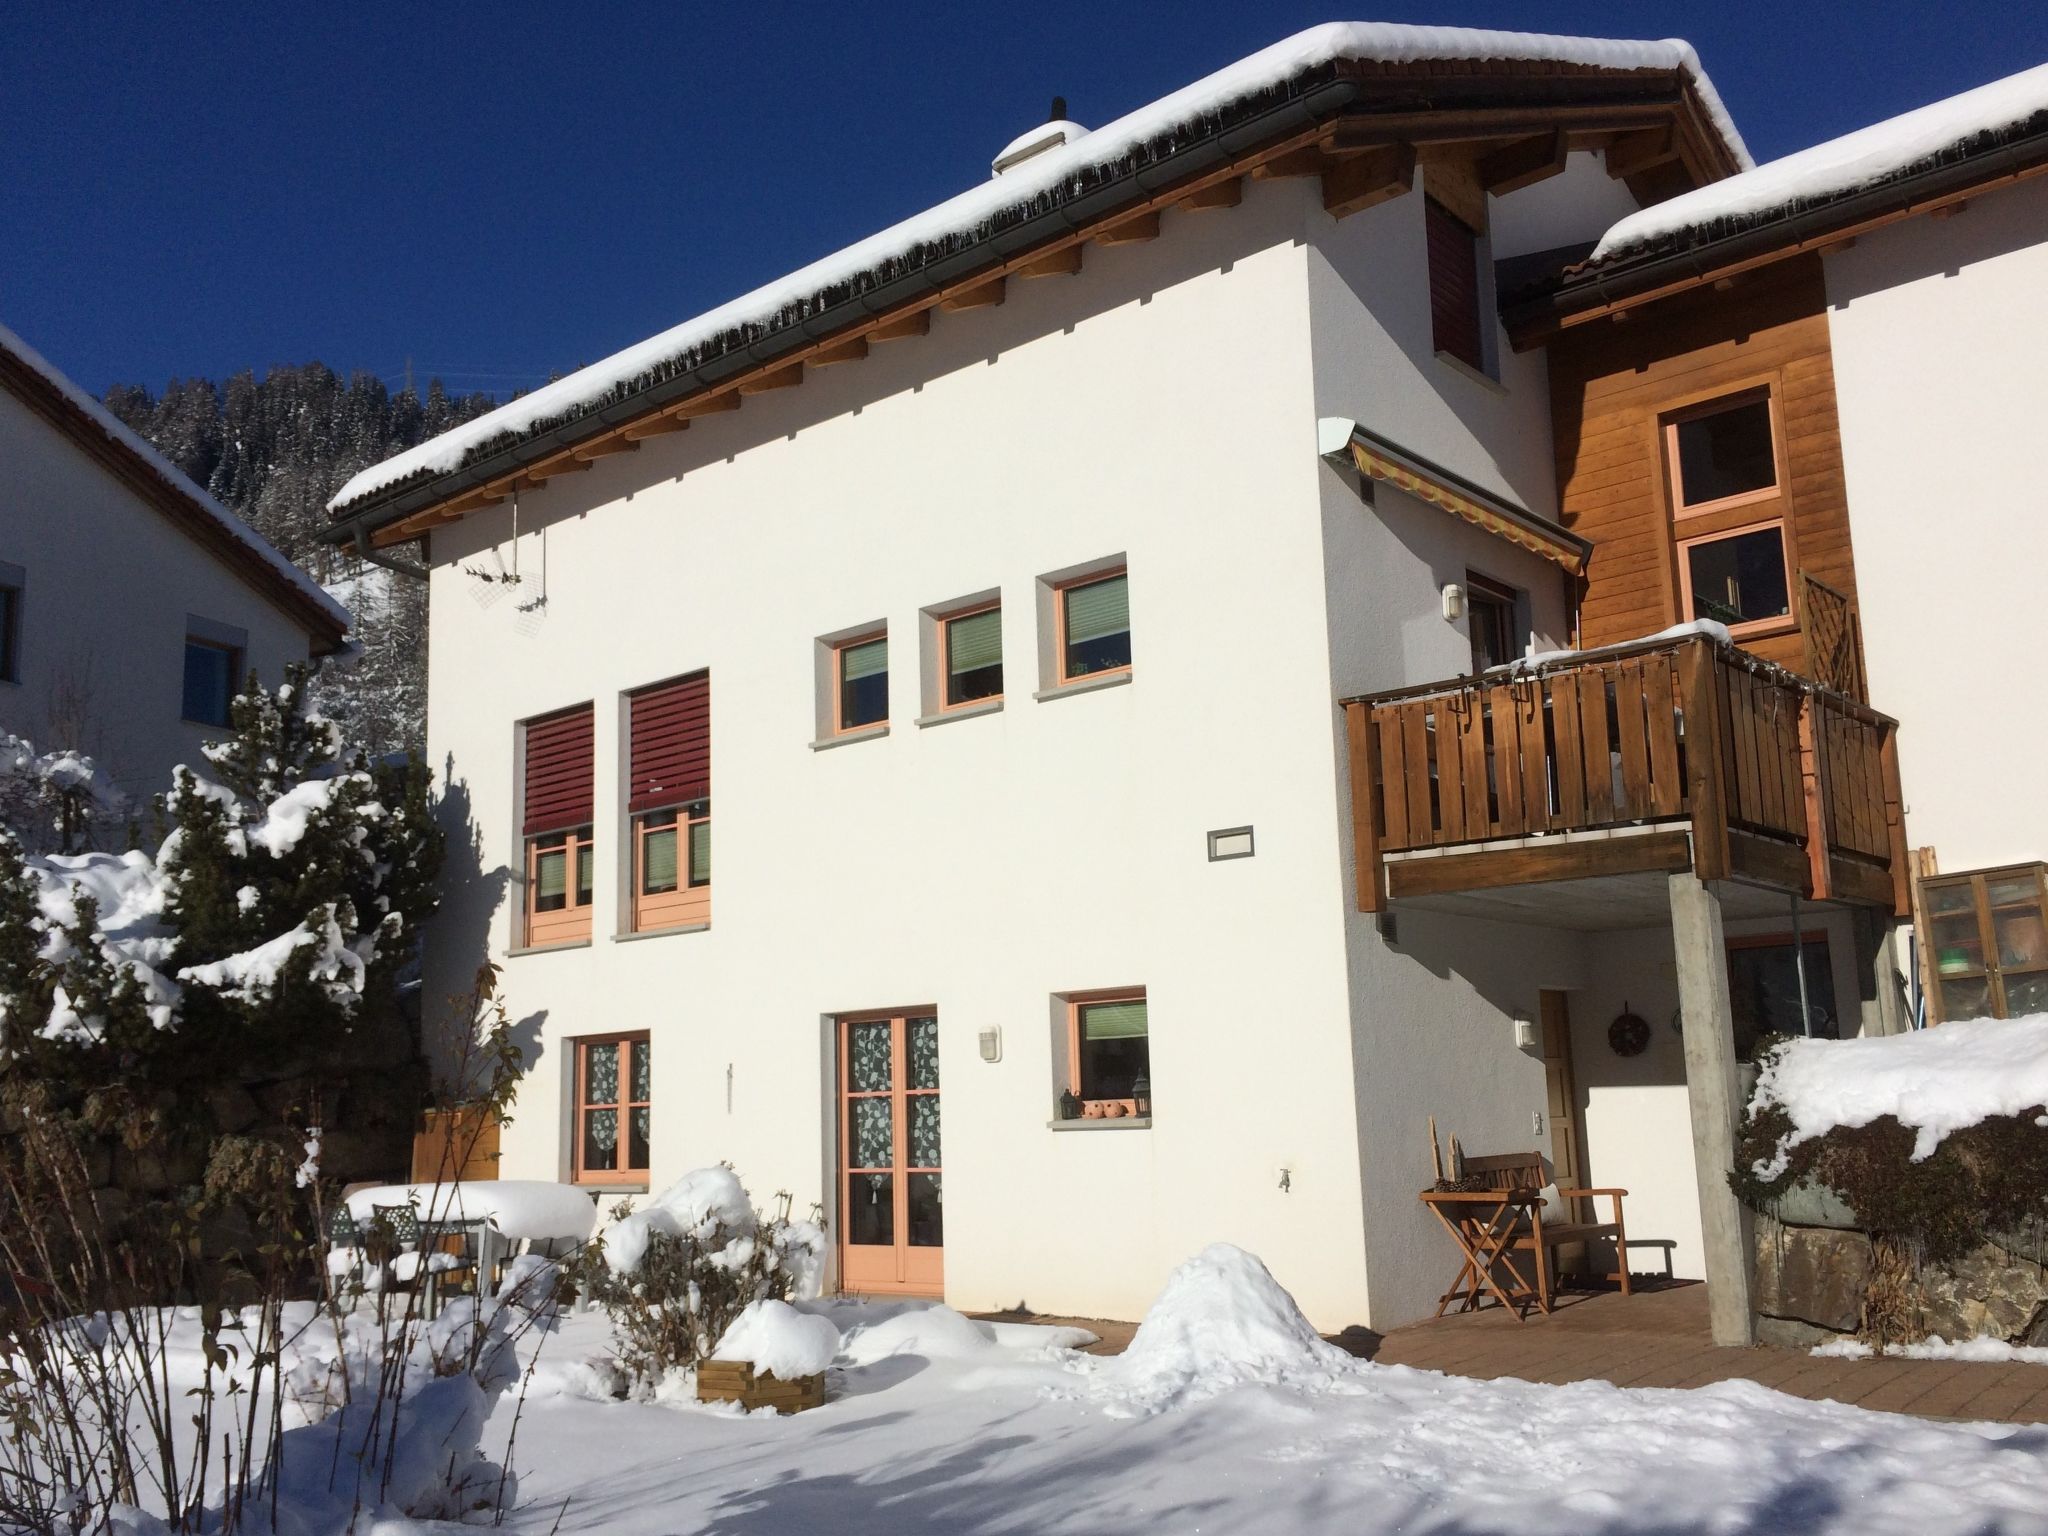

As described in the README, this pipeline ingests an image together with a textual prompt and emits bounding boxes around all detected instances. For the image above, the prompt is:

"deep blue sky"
[3,3,2034,399]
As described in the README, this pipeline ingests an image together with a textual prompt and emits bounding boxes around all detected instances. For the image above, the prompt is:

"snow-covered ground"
[1816,1334,2048,1366]
[473,1245,2048,1535]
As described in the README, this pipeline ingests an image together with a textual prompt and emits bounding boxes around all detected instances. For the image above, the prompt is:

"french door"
[837,1011,943,1295]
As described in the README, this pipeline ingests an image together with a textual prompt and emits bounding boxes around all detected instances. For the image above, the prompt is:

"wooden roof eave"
[350,66,1734,551]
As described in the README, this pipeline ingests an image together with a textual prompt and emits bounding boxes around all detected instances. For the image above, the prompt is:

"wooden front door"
[838,1012,943,1296]
[1539,990,1587,1187]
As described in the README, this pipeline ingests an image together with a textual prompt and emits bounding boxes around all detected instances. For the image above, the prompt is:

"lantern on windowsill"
[1058,1088,1082,1121]
[1131,1075,1151,1119]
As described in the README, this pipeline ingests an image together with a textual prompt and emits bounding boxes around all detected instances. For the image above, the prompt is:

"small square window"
[1680,523,1791,633]
[836,632,889,732]
[182,638,238,726]
[942,604,1003,707]
[1727,936,1837,1063]
[1070,992,1149,1110]
[1669,393,1778,513]
[1058,570,1130,683]
[575,1034,651,1183]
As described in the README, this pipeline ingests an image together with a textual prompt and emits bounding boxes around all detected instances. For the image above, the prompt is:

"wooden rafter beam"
[1477,129,1569,195]
[1251,145,1332,180]
[1093,210,1160,245]
[1322,142,1416,219]
[738,362,802,395]
[868,308,931,342]
[573,437,639,462]
[1017,244,1083,278]
[673,392,742,419]
[1178,177,1242,212]
[1602,125,1678,180]
[623,414,691,440]
[939,274,1007,311]
[811,335,869,366]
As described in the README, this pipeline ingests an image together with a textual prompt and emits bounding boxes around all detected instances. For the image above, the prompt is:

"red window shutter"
[1425,196,1485,372]
[523,704,594,836]
[628,672,709,813]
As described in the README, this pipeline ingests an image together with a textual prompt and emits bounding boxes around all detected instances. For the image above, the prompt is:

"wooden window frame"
[833,628,890,736]
[1914,862,2048,1023]
[1424,192,1488,375]
[525,824,594,946]
[1054,566,1132,686]
[1066,987,1149,1116]
[1724,929,1837,1054]
[631,800,710,931]
[937,600,1004,712]
[1665,387,1783,521]
[181,636,240,727]
[572,1032,651,1186]
[1465,570,1519,675]
[1675,517,1795,641]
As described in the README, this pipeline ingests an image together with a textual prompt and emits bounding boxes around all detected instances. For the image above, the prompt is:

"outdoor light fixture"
[1059,1088,1082,1121]
[1441,582,1466,622]
[978,1026,1002,1063]
[1513,1008,1539,1050]
[1131,1074,1151,1118]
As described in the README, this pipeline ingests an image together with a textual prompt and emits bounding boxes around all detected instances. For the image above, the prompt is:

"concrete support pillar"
[1853,908,1911,1037]
[1668,869,1757,1347]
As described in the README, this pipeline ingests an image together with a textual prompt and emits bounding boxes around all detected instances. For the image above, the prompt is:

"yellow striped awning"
[1344,439,1586,577]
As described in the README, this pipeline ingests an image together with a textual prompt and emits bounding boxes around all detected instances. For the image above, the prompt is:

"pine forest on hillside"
[102,366,501,757]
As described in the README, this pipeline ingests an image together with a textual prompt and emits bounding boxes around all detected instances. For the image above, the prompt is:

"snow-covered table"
[347,1180,598,1289]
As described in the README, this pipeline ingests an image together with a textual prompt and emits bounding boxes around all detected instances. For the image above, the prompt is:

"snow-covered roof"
[0,322,352,643]
[329,23,1746,520]
[1591,61,2048,266]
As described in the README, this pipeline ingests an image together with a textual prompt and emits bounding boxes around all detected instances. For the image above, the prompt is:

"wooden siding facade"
[1545,255,1859,679]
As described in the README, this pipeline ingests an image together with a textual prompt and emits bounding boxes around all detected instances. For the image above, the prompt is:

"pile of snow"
[1749,1013,2048,1176]
[1594,61,2048,263]
[1091,1243,1358,1418]
[601,1165,826,1293]
[712,1299,841,1379]
[332,24,1744,512]
[30,847,183,1034]
[1816,1334,2048,1365]
[347,1178,600,1244]
[834,1302,1095,1365]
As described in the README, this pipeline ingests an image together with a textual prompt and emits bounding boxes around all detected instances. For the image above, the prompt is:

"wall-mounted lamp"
[978,1026,1002,1063]
[1441,582,1467,622]
[1513,1008,1539,1050]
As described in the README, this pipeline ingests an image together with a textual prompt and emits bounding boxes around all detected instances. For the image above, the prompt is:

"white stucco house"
[327,26,2044,1340]
[0,323,351,810]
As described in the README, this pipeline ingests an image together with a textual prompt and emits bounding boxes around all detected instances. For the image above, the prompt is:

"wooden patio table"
[1418,1187,1545,1319]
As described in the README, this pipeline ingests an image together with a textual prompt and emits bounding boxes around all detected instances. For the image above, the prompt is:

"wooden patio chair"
[1461,1151,1632,1312]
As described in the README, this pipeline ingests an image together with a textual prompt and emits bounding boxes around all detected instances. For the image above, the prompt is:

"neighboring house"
[1514,62,2048,1039]
[325,25,1980,1341]
[0,323,351,807]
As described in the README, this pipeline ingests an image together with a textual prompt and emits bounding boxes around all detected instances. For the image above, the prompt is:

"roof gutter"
[324,74,1367,551]
[1506,123,2048,336]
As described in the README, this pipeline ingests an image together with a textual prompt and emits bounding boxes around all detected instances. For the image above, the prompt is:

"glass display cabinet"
[1916,863,2048,1022]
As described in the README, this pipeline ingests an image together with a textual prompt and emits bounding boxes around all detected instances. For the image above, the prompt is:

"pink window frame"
[1066,987,1147,1116]
[1663,387,1782,521]
[1674,517,1794,640]
[1053,566,1131,687]
[525,826,594,946]
[832,628,889,736]
[631,803,710,932]
[937,600,1003,712]
[573,1032,650,1186]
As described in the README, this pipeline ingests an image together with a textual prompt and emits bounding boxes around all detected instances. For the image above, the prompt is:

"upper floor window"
[522,703,595,946]
[1057,569,1130,683]
[575,1034,650,1184]
[836,631,889,733]
[1679,524,1792,633]
[1425,195,1485,373]
[1465,572,1521,674]
[627,672,710,931]
[1668,391,1778,514]
[0,571,21,684]
[942,603,1003,708]
[181,619,245,727]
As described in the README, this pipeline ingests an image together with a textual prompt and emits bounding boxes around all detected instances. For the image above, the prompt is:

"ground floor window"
[1727,935,1836,1062]
[1068,991,1149,1115]
[575,1034,650,1183]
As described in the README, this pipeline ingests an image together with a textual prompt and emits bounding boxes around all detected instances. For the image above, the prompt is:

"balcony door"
[838,1011,943,1296]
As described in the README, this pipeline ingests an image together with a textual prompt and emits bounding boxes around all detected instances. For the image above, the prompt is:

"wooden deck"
[1341,632,1907,918]
[982,1289,2048,1424]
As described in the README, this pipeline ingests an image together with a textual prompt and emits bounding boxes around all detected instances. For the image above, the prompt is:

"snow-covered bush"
[581,1166,825,1396]
[0,732,129,855]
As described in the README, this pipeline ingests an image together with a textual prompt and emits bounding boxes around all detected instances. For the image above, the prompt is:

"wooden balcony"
[1341,632,1909,919]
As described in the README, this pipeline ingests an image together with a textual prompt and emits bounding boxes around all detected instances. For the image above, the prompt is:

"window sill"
[810,725,889,751]
[1434,349,1507,394]
[507,938,593,958]
[916,699,1004,729]
[576,1181,649,1198]
[181,717,233,730]
[1032,670,1132,704]
[1720,618,1799,645]
[611,923,710,944]
[1047,1117,1152,1132]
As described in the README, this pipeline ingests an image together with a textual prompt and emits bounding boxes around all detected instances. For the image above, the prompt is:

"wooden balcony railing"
[1341,632,1908,914]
